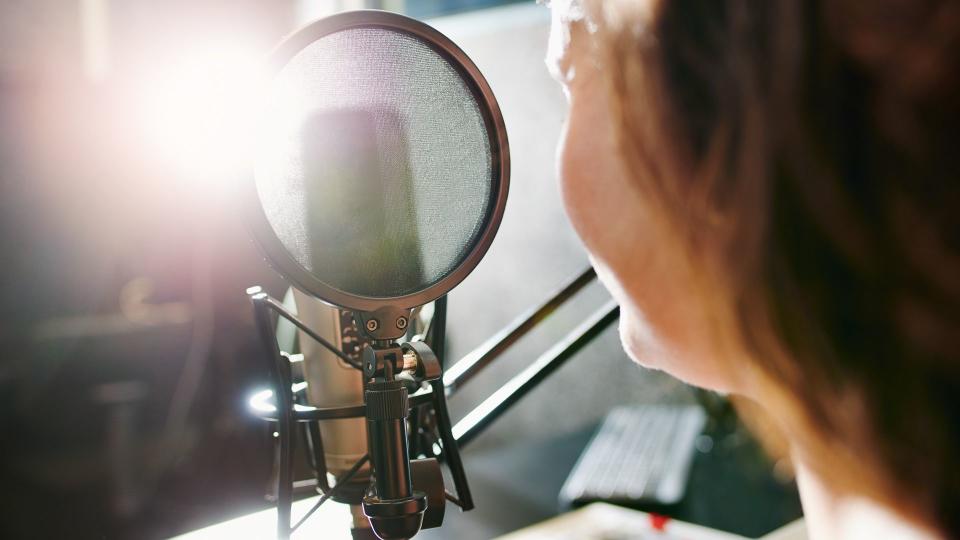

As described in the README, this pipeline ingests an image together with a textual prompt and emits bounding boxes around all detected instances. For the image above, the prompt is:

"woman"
[548,1,960,538]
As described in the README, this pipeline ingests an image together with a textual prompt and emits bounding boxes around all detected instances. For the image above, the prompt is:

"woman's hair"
[589,0,960,535]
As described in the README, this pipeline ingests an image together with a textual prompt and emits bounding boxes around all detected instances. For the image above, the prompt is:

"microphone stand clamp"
[359,316,440,540]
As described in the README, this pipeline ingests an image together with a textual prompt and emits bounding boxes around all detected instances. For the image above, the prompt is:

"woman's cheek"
[557,109,593,243]
[559,94,667,373]
[557,91,620,261]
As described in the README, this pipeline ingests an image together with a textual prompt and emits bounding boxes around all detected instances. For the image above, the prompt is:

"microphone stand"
[246,266,619,539]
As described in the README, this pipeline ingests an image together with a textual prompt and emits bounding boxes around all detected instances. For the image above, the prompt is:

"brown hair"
[590,0,960,535]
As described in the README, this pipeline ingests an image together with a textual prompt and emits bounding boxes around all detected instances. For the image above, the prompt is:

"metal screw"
[396,316,408,330]
[365,319,379,332]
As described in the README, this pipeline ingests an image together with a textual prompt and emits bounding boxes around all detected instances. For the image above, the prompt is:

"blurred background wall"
[0,1,296,537]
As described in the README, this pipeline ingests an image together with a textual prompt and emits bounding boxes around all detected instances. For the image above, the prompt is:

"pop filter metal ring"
[244,10,510,312]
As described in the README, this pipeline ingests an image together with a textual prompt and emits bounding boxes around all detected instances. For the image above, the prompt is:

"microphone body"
[292,289,369,482]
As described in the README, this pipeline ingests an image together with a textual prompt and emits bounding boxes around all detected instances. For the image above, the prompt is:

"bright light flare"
[134,41,263,189]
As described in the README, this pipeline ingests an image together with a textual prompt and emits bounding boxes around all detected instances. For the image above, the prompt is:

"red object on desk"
[650,513,671,531]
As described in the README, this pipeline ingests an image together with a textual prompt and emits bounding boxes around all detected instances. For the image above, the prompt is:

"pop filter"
[244,10,509,540]
[247,9,509,315]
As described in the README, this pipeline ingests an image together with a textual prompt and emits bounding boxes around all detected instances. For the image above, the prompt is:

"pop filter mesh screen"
[255,26,494,299]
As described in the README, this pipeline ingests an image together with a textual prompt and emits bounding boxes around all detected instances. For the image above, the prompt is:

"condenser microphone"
[291,290,370,496]
[244,10,509,540]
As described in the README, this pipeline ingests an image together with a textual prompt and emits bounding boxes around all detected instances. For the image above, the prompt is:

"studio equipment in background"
[560,405,706,508]
[243,9,619,540]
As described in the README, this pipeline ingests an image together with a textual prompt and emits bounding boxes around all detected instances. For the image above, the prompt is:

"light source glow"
[134,40,262,188]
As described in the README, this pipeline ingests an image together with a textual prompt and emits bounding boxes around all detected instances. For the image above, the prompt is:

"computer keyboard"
[560,405,707,507]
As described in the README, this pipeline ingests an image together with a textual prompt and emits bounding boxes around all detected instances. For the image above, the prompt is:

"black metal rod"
[444,490,463,508]
[252,402,366,422]
[251,389,435,422]
[256,291,362,370]
[431,379,474,510]
[407,398,422,457]
[410,295,446,459]
[452,300,619,448]
[304,421,331,494]
[442,267,596,395]
[252,295,294,540]
[291,454,370,533]
[368,416,412,499]
[365,380,414,502]
[428,295,447,368]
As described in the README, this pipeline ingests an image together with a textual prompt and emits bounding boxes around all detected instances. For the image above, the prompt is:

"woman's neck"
[795,461,938,540]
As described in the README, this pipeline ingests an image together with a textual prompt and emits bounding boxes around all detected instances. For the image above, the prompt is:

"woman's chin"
[618,308,664,370]
[618,311,735,392]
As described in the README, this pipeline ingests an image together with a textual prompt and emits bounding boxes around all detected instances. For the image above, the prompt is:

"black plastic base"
[362,492,427,540]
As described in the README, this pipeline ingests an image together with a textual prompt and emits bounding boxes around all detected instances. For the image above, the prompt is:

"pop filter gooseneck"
[244,10,509,540]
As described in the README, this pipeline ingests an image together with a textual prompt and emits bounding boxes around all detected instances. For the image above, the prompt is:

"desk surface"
[177,419,802,540]
[173,498,352,540]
